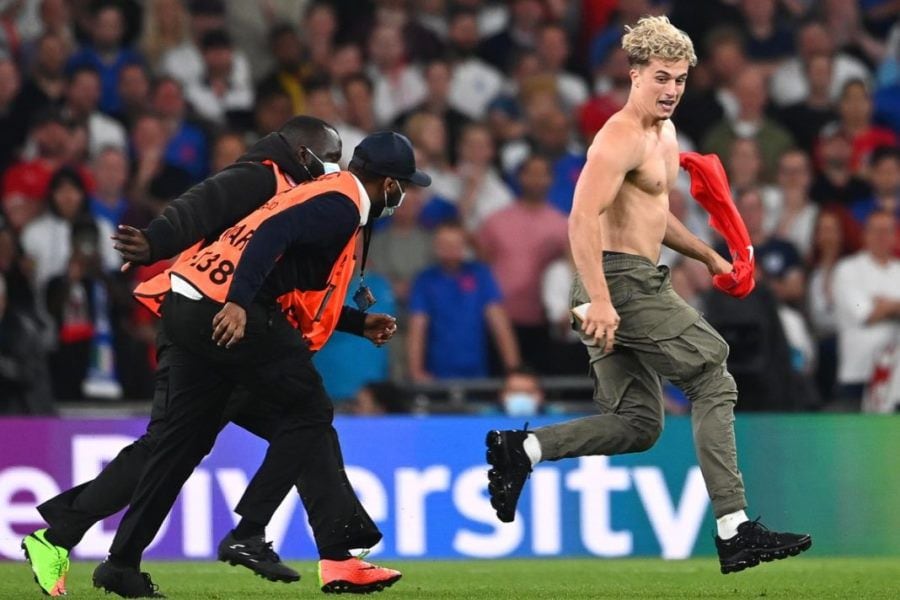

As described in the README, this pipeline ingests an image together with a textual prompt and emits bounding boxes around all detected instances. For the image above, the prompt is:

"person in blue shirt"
[66,1,144,115]
[407,221,520,381]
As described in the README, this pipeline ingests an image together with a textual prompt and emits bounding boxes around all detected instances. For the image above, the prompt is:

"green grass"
[5,557,899,599]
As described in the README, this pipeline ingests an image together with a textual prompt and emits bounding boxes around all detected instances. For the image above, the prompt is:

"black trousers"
[38,293,380,564]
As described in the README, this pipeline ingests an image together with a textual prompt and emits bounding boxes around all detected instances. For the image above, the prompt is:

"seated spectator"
[340,73,377,134]
[769,20,871,108]
[444,7,504,121]
[114,62,151,129]
[810,128,871,205]
[478,155,569,372]
[256,23,309,115]
[775,53,839,155]
[366,23,426,127]
[393,57,472,165]
[736,0,794,63]
[66,0,144,115]
[832,211,900,407]
[184,29,254,128]
[0,56,30,173]
[303,82,365,168]
[807,208,860,404]
[403,112,460,202]
[702,68,795,181]
[485,49,541,147]
[21,167,119,295]
[578,47,631,142]
[89,146,130,230]
[152,76,210,182]
[478,0,542,72]
[819,79,898,175]
[18,32,70,119]
[128,113,192,208]
[725,138,780,232]
[773,149,820,259]
[352,381,412,415]
[209,131,247,174]
[496,367,547,417]
[850,147,900,236]
[249,87,293,145]
[140,0,191,72]
[313,272,396,404]
[407,221,520,381]
[535,22,589,111]
[0,273,54,414]
[62,65,127,158]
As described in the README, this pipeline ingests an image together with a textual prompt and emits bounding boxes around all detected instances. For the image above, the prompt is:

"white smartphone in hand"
[570,302,600,347]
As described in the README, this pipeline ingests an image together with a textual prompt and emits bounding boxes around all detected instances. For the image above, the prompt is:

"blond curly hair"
[622,16,697,67]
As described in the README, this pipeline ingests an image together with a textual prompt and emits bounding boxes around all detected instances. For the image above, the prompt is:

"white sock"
[522,433,542,467]
[716,510,749,539]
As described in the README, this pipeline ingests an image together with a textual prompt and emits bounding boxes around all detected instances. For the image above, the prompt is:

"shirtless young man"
[484,16,811,574]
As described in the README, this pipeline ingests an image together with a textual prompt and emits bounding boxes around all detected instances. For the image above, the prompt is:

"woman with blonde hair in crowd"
[140,0,190,71]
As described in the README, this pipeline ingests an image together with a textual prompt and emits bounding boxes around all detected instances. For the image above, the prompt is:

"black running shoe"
[217,531,300,583]
[485,427,533,523]
[716,518,812,574]
[92,560,165,598]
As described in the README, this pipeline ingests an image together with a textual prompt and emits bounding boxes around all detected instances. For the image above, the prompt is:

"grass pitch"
[3,557,899,599]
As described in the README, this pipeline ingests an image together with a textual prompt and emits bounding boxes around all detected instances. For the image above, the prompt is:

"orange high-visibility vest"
[133,160,295,316]
[168,171,364,351]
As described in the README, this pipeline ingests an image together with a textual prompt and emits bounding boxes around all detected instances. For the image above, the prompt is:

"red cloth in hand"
[679,152,755,298]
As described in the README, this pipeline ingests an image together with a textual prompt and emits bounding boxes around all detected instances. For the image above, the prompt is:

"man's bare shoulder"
[589,114,644,167]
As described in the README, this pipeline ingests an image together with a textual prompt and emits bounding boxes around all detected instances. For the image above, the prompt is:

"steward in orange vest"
[91,132,430,597]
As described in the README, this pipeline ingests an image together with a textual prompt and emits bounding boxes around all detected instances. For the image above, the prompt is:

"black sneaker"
[485,427,533,523]
[217,531,300,583]
[716,518,812,574]
[92,560,165,598]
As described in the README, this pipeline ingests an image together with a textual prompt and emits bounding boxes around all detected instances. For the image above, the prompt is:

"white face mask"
[305,147,341,176]
[380,179,406,218]
[504,392,540,417]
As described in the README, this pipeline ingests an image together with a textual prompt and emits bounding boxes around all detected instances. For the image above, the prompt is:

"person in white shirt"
[183,29,254,126]
[452,122,513,231]
[535,22,589,111]
[832,211,900,403]
[63,66,126,158]
[366,23,427,127]
[770,21,871,108]
[773,149,819,259]
[444,8,504,121]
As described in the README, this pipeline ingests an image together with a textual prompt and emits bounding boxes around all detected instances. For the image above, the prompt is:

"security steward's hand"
[583,298,620,355]
[111,225,151,272]
[212,302,247,348]
[364,313,397,347]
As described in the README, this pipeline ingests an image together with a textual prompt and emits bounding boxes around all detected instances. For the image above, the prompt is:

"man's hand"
[364,313,397,347]
[112,225,151,272]
[706,251,733,277]
[212,302,246,348]
[582,298,620,354]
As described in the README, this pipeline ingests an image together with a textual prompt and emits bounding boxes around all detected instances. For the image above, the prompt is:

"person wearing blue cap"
[87,131,430,598]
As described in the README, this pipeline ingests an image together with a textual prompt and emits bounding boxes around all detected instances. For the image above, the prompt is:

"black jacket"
[141,133,367,334]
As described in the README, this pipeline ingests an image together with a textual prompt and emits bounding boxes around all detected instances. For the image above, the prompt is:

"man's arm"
[569,122,641,352]
[663,211,732,275]
[484,303,520,372]
[142,163,278,262]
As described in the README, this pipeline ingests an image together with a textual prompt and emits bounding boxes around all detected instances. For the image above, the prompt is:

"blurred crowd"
[1,0,899,415]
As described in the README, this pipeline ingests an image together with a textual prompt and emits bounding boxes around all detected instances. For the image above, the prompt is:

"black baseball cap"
[350,131,431,187]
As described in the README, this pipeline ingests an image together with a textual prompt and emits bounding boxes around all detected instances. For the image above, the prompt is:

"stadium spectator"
[0,56,29,173]
[769,20,871,108]
[139,0,191,72]
[89,146,130,231]
[66,1,144,115]
[807,208,860,404]
[536,22,589,111]
[366,23,426,127]
[773,149,819,259]
[479,0,542,72]
[160,0,252,93]
[18,0,75,66]
[340,73,377,134]
[183,29,254,128]
[209,130,246,174]
[703,27,750,121]
[21,167,118,298]
[578,47,631,142]
[17,32,70,116]
[128,113,192,209]
[299,1,339,79]
[736,0,794,63]
[303,82,365,168]
[407,221,520,381]
[587,0,655,72]
[822,79,898,174]
[255,23,308,115]
[775,53,838,155]
[703,68,795,181]
[114,62,151,129]
[833,211,900,406]
[443,122,513,232]
[0,272,54,414]
[445,7,504,121]
[61,66,127,158]
[151,76,209,182]
[250,86,292,145]
[810,128,872,205]
[394,57,472,165]
[850,147,900,234]
[327,42,364,85]
[724,138,780,232]
[539,254,589,375]
[821,0,888,69]
[478,155,569,372]
[403,112,459,202]
[497,367,546,417]
[370,181,432,307]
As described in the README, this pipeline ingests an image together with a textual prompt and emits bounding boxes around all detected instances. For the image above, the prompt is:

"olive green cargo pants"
[534,253,746,517]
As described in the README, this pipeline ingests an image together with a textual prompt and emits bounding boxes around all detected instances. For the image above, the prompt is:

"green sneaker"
[22,529,69,596]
